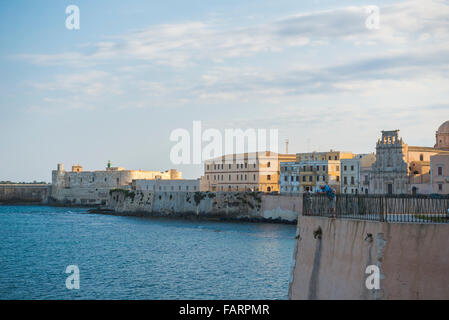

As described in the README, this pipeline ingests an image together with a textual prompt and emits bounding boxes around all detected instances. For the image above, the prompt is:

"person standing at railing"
[319,184,336,217]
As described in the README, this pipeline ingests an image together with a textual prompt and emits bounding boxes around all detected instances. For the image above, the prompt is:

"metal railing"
[303,194,449,223]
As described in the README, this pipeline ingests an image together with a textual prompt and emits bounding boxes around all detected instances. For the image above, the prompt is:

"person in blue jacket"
[319,184,336,217]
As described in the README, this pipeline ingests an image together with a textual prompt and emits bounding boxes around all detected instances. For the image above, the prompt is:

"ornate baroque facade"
[370,127,449,195]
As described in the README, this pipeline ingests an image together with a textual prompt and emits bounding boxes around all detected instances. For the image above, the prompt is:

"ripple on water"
[0,205,296,299]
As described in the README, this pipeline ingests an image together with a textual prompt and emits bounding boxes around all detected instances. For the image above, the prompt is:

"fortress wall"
[107,191,301,222]
[260,195,302,222]
[289,215,449,300]
[0,184,51,204]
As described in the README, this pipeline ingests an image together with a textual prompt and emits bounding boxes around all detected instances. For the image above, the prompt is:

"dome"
[437,121,449,134]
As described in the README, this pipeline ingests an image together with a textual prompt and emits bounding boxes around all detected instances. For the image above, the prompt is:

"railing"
[303,194,449,223]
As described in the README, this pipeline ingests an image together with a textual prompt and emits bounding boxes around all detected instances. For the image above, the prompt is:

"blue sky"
[1,0,449,182]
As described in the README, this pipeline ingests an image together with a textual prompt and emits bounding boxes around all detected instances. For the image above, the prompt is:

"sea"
[0,205,296,300]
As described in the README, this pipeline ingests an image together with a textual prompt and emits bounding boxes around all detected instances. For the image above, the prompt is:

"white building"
[134,179,200,192]
[280,162,300,194]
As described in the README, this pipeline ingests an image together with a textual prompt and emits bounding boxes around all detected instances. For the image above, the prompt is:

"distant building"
[341,153,376,195]
[434,120,449,151]
[134,179,200,192]
[370,127,449,195]
[200,151,296,192]
[280,162,300,194]
[431,154,449,194]
[51,162,182,205]
[295,151,355,193]
[359,153,376,195]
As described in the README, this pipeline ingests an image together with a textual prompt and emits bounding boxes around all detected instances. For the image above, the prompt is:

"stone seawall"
[0,184,51,204]
[106,190,301,223]
[289,215,449,299]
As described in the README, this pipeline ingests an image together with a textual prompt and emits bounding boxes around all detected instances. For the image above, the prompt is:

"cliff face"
[107,190,301,223]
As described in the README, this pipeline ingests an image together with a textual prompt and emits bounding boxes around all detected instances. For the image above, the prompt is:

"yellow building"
[295,150,355,192]
[200,151,296,192]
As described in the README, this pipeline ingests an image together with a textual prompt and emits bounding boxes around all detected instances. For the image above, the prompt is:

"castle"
[51,161,181,205]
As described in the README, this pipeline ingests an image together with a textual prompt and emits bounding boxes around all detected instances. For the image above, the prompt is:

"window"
[438,167,443,176]
[351,165,354,171]
[438,184,443,192]
[291,176,294,182]
[229,175,231,180]
[420,154,424,161]
[303,176,306,182]
[335,156,338,160]
[267,162,271,168]
[344,166,347,171]
[207,165,209,170]
[245,163,247,168]
[253,174,256,180]
[214,165,216,170]
[336,176,340,182]
[207,175,209,180]
[296,176,299,182]
[351,177,355,185]
[244,174,247,181]
[323,165,326,171]
[328,156,331,160]
[267,175,271,181]
[344,177,348,185]
[229,164,231,169]
[284,176,288,182]
[309,176,312,182]
[186,186,189,191]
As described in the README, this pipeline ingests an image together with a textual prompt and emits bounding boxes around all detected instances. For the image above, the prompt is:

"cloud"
[30,70,123,96]
[17,1,449,68]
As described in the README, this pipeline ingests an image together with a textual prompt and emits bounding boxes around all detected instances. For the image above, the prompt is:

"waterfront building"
[340,153,376,195]
[295,150,355,193]
[51,162,182,205]
[280,162,300,194]
[431,154,449,194]
[200,151,296,192]
[134,179,200,192]
[359,153,376,195]
[370,126,449,195]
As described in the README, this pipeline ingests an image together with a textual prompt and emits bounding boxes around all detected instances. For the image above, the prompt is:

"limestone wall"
[0,184,51,204]
[107,191,301,223]
[289,215,449,299]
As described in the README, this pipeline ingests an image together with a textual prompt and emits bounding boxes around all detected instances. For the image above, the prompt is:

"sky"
[1,0,449,182]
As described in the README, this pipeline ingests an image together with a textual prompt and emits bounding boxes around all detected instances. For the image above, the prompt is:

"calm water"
[0,206,296,300]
